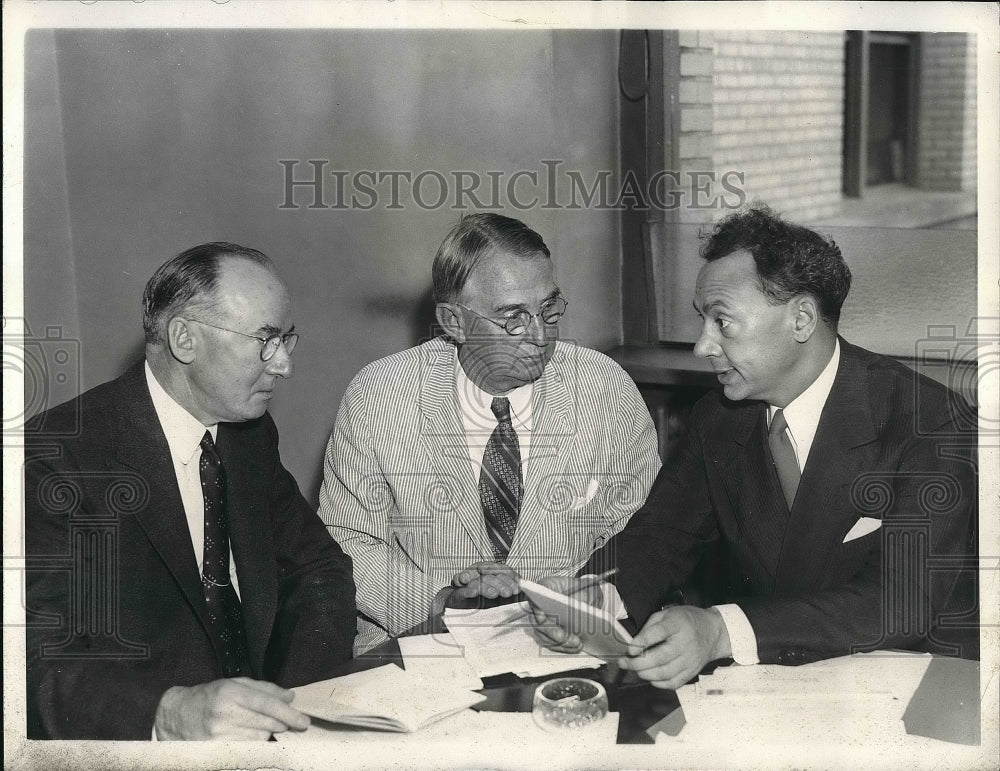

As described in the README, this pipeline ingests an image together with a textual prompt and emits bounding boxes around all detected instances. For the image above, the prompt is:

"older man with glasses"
[319,213,661,653]
[24,243,356,739]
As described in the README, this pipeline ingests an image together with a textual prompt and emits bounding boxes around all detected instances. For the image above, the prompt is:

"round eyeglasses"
[456,296,568,336]
[187,318,299,361]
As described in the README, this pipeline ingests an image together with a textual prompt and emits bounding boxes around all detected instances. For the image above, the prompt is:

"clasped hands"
[526,576,733,690]
[446,560,521,605]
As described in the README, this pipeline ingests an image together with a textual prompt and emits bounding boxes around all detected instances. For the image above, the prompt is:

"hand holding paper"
[521,574,632,658]
[618,606,732,690]
[154,677,309,740]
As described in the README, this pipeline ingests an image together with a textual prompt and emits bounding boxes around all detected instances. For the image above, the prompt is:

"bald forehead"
[217,253,279,279]
[462,249,554,300]
[213,255,291,332]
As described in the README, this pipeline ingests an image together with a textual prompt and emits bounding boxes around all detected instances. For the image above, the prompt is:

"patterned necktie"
[768,409,800,510]
[478,397,523,561]
[199,431,248,677]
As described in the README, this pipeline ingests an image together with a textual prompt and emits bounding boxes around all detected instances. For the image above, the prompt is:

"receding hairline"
[453,245,554,299]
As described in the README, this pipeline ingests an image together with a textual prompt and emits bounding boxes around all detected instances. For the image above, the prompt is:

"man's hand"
[526,576,605,654]
[153,678,310,740]
[448,561,520,604]
[618,606,731,689]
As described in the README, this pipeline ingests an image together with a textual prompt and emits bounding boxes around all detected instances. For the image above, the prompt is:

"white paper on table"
[664,652,933,746]
[443,604,604,678]
[398,632,485,690]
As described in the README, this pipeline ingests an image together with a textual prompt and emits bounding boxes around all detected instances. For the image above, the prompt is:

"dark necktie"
[478,397,523,561]
[768,409,800,510]
[199,431,248,677]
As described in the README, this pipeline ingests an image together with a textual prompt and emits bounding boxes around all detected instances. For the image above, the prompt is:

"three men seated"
[23,208,978,740]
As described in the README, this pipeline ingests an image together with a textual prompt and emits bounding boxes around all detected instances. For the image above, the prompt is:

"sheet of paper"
[443,604,603,678]
[518,578,633,658]
[398,632,484,690]
[655,652,935,747]
[903,656,980,744]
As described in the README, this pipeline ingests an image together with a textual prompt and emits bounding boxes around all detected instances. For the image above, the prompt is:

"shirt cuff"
[712,603,760,665]
[431,585,455,618]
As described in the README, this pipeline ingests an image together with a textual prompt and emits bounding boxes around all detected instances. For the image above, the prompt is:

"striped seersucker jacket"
[319,336,661,653]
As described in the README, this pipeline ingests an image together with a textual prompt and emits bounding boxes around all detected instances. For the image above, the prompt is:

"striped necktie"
[478,397,522,561]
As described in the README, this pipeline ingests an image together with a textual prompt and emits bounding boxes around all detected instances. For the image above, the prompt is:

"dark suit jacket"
[586,339,978,664]
[24,362,357,739]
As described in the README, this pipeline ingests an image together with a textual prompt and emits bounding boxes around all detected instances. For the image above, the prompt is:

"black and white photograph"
[3,2,997,769]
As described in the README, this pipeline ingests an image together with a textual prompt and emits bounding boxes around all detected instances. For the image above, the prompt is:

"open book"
[291,663,487,733]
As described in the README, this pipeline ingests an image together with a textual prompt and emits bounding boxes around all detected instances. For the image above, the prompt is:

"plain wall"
[24,29,623,502]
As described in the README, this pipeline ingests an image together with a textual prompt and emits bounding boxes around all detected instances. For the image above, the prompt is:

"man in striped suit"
[319,214,661,653]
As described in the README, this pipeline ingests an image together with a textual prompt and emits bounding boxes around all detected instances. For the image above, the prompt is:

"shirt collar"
[455,357,533,434]
[145,361,217,465]
[770,338,840,438]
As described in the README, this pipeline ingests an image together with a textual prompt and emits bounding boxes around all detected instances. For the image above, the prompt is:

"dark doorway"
[843,31,919,197]
[867,40,912,185]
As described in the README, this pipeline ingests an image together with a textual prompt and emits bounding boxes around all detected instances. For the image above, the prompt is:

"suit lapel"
[416,341,492,558]
[774,341,877,591]
[110,364,210,634]
[216,423,277,670]
[508,348,576,561]
[710,402,788,588]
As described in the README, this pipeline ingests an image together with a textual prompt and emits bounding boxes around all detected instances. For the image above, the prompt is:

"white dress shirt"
[455,359,534,475]
[144,362,240,595]
[715,339,841,664]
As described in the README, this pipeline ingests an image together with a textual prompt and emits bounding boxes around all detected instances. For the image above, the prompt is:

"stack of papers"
[291,663,486,732]
[443,603,604,678]
[665,652,933,746]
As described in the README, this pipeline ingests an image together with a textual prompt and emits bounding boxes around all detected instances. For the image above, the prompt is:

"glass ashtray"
[531,677,609,731]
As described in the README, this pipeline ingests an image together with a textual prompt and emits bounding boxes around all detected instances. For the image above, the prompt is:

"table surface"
[326,622,682,745]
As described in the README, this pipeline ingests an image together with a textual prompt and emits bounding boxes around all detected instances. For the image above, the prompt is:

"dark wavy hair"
[432,213,551,304]
[142,242,273,343]
[700,204,852,325]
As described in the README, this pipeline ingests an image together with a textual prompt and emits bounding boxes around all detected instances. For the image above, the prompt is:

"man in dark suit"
[24,243,356,739]
[531,206,978,687]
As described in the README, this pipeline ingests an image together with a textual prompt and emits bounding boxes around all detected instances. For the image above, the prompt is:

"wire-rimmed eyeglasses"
[187,318,299,361]
[455,296,568,336]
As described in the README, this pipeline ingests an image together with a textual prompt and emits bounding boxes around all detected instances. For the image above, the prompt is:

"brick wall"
[711,30,845,223]
[676,30,716,223]
[918,33,977,191]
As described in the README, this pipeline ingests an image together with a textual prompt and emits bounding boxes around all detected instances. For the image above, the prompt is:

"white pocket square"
[568,479,601,510]
[843,517,882,543]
